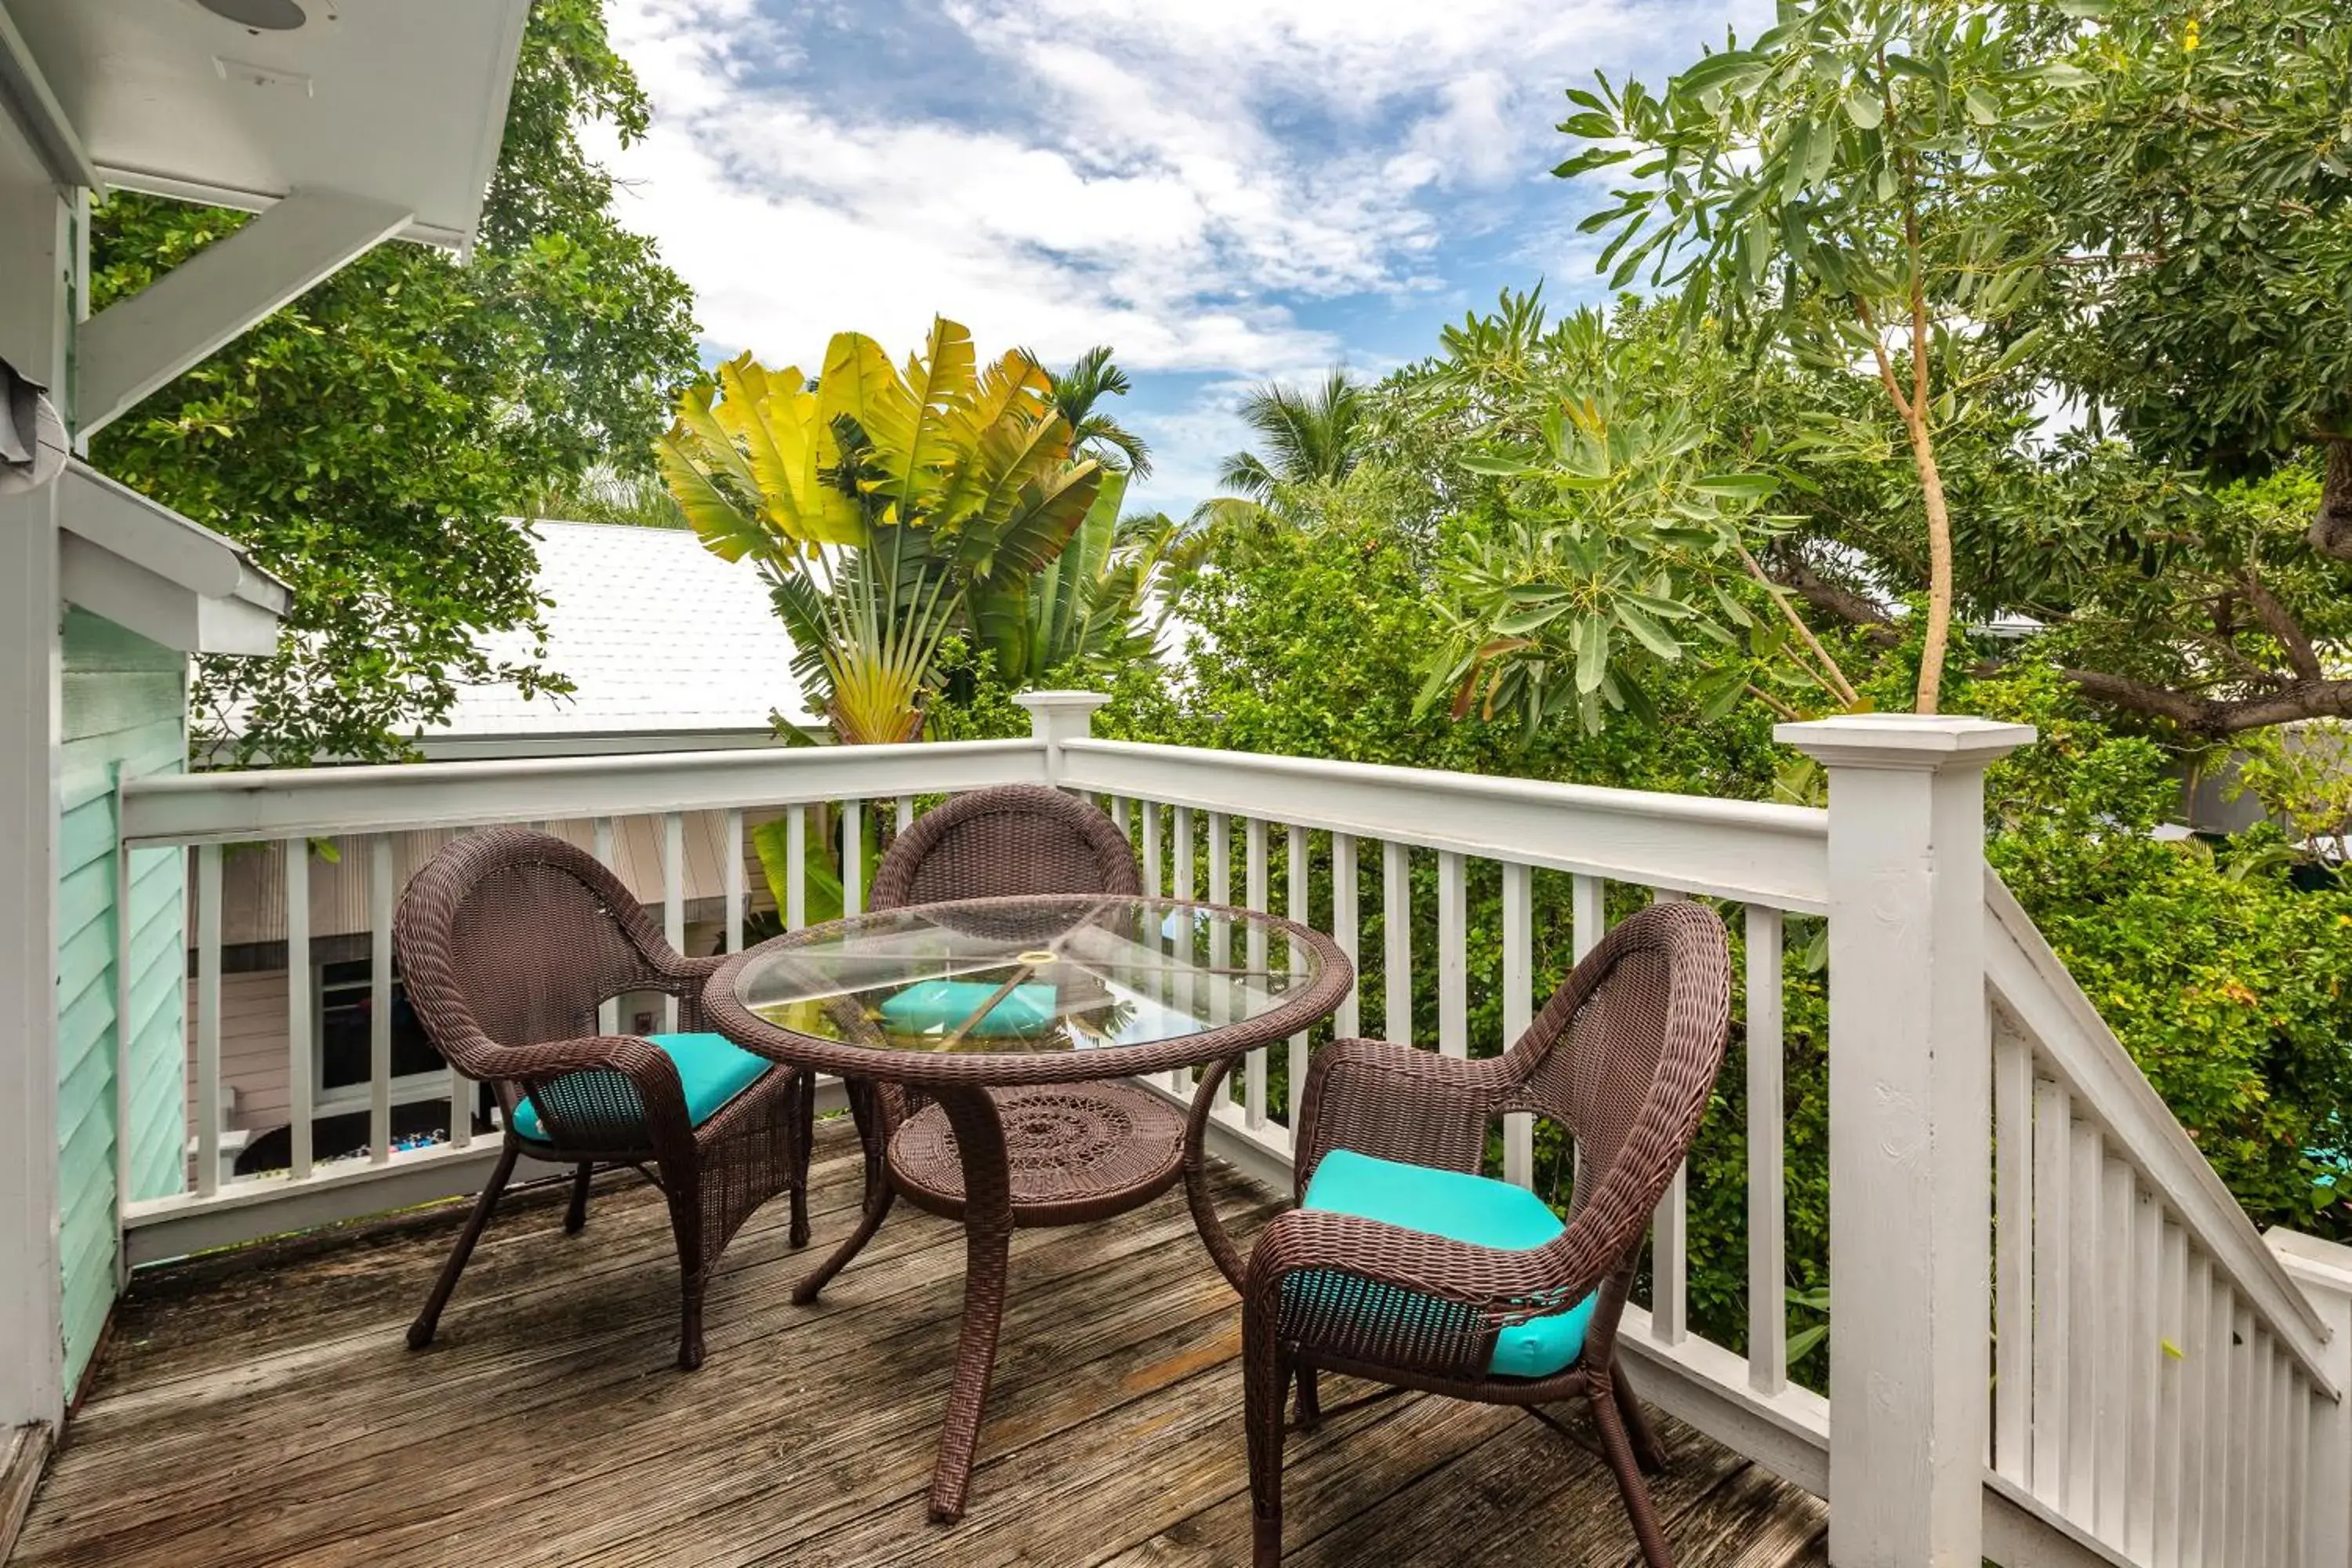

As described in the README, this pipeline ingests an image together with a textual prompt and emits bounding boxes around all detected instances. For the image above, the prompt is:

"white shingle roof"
[430,521,806,739]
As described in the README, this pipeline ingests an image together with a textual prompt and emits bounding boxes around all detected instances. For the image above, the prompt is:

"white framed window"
[313,959,447,1112]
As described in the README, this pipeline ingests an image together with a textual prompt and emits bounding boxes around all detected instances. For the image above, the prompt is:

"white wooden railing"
[111,691,2352,1566]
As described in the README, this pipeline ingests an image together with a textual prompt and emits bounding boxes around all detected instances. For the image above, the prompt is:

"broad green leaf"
[1616,601,1684,660]
[1842,89,1884,129]
[1574,613,1610,694]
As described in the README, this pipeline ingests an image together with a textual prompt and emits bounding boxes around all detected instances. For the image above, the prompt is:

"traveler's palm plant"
[657,316,1103,744]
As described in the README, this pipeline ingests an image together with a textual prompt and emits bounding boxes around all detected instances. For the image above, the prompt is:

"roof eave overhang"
[56,459,289,655]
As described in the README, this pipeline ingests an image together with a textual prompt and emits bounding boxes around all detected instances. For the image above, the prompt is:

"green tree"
[656,318,1104,744]
[1195,372,1373,535]
[90,0,698,764]
[1046,345,1152,477]
[1557,0,2068,712]
[2029,0,2352,564]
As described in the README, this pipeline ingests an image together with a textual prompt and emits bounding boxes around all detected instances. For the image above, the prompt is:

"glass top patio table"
[708,893,1350,1087]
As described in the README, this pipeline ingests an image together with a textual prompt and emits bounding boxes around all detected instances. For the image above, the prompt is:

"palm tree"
[1047,345,1152,477]
[1212,371,1367,503]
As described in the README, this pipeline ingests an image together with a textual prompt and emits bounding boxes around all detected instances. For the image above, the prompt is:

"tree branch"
[2063,668,2352,736]
[2238,567,2323,683]
[1769,553,1900,644]
[1737,545,1861,707]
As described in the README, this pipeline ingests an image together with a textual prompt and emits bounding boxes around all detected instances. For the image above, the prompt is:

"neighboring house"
[186,520,805,1181]
[0,0,535,1431]
[405,517,811,760]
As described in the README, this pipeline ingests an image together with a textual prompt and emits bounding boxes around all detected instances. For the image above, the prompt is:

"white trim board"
[56,461,287,655]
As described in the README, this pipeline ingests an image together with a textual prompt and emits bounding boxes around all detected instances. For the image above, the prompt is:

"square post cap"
[1014,689,1110,745]
[1776,713,2034,771]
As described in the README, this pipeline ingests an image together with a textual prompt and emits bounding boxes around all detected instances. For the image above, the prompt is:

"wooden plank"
[20,1159,1270,1565]
[0,1422,53,1566]
[13,1116,1824,1568]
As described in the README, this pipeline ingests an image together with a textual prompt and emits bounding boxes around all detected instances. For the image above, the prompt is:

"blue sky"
[603,0,1769,516]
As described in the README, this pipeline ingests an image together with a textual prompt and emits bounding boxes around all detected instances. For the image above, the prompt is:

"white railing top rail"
[119,737,1049,846]
[1985,871,2338,1389]
[1060,739,1831,913]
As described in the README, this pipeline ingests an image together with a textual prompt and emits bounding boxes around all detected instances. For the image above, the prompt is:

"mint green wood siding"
[57,608,186,1396]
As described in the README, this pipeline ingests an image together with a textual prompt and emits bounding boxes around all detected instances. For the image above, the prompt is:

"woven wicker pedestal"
[889,1083,1186,1228]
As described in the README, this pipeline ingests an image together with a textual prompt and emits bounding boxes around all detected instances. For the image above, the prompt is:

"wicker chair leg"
[1293,1365,1322,1432]
[1611,1358,1670,1475]
[564,1162,593,1235]
[1242,1276,1290,1568]
[677,1269,707,1372]
[408,1140,518,1351]
[1590,1374,1675,1568]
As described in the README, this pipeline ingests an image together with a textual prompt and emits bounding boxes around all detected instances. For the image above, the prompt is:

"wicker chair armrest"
[648,950,725,990]
[1245,1208,1597,1344]
[1292,1036,1519,1192]
[492,1034,699,1158]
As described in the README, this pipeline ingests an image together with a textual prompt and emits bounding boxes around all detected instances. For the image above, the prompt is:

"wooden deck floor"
[15,1123,1826,1567]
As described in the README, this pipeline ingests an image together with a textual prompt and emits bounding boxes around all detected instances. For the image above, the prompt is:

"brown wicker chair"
[1241,898,1732,1568]
[393,826,814,1370]
[797,785,1142,1303]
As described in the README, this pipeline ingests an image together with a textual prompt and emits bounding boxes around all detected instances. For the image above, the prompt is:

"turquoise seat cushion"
[510,1032,772,1144]
[1296,1147,1594,1378]
[880,978,1058,1038]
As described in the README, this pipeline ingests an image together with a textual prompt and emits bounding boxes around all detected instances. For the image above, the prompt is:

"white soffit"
[57,459,289,655]
[4,0,532,252]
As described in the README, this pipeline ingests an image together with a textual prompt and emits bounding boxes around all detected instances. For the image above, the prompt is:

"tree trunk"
[2309,438,2352,564]
[1906,413,1954,714]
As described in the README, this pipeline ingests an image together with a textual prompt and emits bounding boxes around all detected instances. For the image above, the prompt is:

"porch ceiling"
[4,0,530,251]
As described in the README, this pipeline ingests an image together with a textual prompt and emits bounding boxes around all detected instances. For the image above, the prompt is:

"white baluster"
[593,818,618,1035]
[1286,822,1310,1145]
[1331,833,1359,1040]
[1244,817,1269,1128]
[1991,1013,2031,1475]
[284,838,313,1181]
[194,843,222,1199]
[895,794,914,834]
[662,811,684,1033]
[1748,904,1788,1395]
[724,808,745,955]
[1501,862,1534,1190]
[1382,840,1410,1045]
[2032,1077,2072,1505]
[1436,851,1466,1059]
[1141,800,1162,898]
[368,836,394,1166]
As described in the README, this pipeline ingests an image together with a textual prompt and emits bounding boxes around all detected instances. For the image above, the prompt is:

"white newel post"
[1780,714,2032,1568]
[1014,690,1108,784]
[2266,1229,2352,1567]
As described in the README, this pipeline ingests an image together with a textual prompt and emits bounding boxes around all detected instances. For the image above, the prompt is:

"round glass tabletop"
[707,894,1352,1085]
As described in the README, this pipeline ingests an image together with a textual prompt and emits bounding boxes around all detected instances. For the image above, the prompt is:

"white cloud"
[601,0,1748,508]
